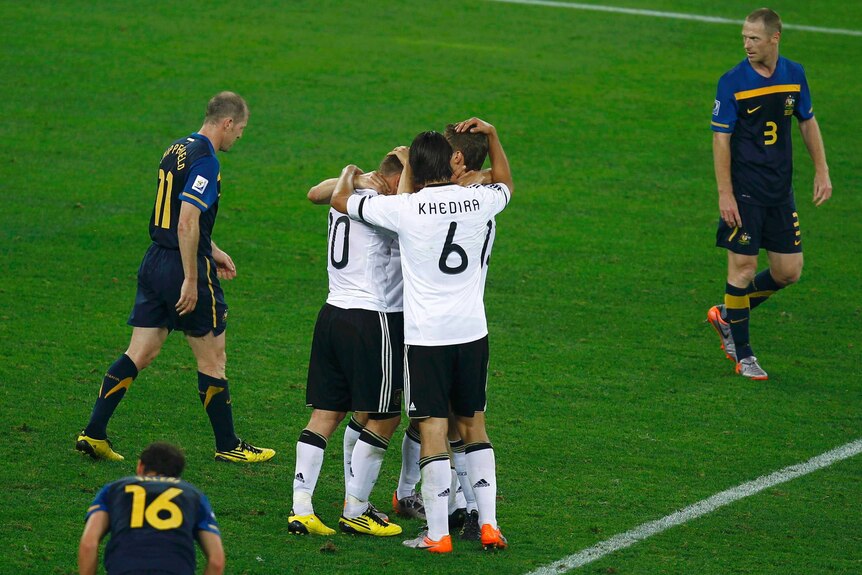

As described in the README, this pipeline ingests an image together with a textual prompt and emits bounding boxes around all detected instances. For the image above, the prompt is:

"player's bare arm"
[78,511,109,575]
[198,530,226,575]
[455,117,514,194]
[389,146,416,194]
[308,170,388,204]
[176,202,201,316]
[713,131,742,228]
[798,117,832,206]
[211,241,236,280]
[330,164,362,214]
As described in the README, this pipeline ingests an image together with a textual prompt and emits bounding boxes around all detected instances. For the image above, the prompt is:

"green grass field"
[1,1,860,573]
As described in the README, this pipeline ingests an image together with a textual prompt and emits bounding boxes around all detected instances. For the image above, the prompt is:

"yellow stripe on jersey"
[181,192,209,209]
[734,84,800,101]
[711,121,730,129]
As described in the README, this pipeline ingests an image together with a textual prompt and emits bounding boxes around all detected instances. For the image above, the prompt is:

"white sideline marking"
[525,438,862,575]
[487,0,862,37]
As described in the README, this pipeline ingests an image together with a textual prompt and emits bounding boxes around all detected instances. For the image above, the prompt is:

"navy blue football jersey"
[86,475,220,575]
[150,133,221,256]
[711,56,814,206]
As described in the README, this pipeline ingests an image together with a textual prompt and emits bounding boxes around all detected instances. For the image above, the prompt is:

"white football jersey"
[347,182,510,345]
[326,188,402,312]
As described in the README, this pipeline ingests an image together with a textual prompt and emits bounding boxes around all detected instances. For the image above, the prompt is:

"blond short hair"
[746,8,782,36]
[205,91,248,124]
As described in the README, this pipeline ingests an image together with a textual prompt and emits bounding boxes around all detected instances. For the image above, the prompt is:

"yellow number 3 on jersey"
[764,121,778,145]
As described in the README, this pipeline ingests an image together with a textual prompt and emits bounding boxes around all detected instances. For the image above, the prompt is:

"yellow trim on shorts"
[727,227,740,242]
[205,259,216,328]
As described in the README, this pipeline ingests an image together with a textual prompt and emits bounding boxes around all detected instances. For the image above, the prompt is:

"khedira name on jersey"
[418,198,481,215]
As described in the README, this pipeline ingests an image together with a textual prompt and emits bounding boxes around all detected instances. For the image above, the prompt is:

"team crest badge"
[738,233,751,246]
[784,94,796,116]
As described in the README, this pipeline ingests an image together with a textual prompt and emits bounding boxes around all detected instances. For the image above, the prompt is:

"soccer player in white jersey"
[331,118,513,553]
[393,126,492,538]
[288,154,405,538]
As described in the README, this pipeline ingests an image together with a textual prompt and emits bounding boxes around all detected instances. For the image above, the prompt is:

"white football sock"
[342,417,363,491]
[420,457,452,541]
[344,435,388,518]
[466,445,497,529]
[292,437,326,516]
[447,467,460,514]
[451,447,476,512]
[397,429,422,499]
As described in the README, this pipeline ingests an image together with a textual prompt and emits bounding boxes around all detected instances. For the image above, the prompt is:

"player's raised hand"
[455,117,495,135]
[389,145,409,165]
[356,171,388,194]
[176,278,198,316]
[343,164,361,175]
[813,171,832,206]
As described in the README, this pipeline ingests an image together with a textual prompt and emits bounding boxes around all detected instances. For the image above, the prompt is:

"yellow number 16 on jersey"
[124,485,184,530]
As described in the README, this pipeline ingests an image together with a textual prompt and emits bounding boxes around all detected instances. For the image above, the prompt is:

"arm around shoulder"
[330,165,363,214]
[308,178,338,205]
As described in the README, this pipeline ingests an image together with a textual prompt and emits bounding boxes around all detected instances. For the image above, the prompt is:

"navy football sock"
[725,283,753,360]
[748,269,783,310]
[84,354,138,440]
[198,372,238,451]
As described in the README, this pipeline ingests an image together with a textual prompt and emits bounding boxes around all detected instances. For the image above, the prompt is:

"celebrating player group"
[287,116,513,553]
[76,6,833,573]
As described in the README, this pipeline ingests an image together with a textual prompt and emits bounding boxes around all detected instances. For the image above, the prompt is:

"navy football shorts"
[128,243,227,337]
[716,200,802,255]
